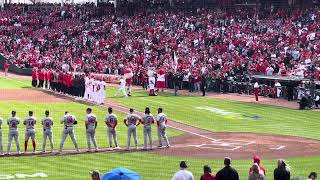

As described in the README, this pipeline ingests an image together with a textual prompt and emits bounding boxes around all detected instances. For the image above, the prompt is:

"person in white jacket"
[114,78,128,97]
[275,80,282,98]
[172,161,194,180]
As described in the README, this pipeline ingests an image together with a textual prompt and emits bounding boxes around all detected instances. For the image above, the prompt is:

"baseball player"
[99,80,106,104]
[0,117,3,155]
[41,110,54,153]
[124,108,141,150]
[88,76,94,101]
[85,108,98,152]
[7,111,21,155]
[156,108,170,148]
[141,107,154,150]
[114,77,128,97]
[23,111,37,153]
[92,78,99,103]
[105,107,118,149]
[83,75,90,100]
[59,111,80,153]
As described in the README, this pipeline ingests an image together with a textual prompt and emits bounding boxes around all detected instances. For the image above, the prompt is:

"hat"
[309,172,317,178]
[90,170,100,176]
[253,155,261,164]
[180,161,188,168]
[203,165,212,173]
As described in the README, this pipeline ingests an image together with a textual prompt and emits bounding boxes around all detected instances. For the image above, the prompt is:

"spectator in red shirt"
[249,155,266,176]
[46,69,53,90]
[200,165,216,180]
[37,69,45,88]
[67,73,74,95]
[57,71,64,93]
[31,67,38,87]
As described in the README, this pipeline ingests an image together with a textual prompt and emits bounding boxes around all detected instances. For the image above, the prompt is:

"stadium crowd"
[1,2,320,85]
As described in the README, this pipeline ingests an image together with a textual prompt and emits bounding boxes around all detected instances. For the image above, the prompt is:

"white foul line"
[167,125,218,141]
[102,103,257,150]
[270,145,286,150]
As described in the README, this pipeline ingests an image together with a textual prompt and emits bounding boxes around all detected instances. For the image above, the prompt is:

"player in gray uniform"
[156,108,170,148]
[0,117,3,155]
[59,111,79,153]
[7,111,21,155]
[105,107,119,149]
[124,108,141,150]
[141,107,154,150]
[85,108,98,152]
[41,110,54,153]
[23,111,37,153]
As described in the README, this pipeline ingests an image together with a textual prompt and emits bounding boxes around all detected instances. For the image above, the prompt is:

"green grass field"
[0,78,319,180]
[0,77,31,89]
[107,87,320,140]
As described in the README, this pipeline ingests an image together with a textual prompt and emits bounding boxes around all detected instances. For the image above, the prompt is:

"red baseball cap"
[253,155,261,164]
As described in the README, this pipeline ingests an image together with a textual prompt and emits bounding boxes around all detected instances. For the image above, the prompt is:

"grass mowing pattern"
[107,87,320,140]
[0,78,319,179]
[0,77,31,89]
[0,153,319,179]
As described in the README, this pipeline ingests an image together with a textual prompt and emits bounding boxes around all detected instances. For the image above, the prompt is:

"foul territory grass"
[0,77,31,89]
[0,101,182,152]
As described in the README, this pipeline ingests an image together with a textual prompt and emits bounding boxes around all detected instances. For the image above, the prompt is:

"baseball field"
[0,77,319,180]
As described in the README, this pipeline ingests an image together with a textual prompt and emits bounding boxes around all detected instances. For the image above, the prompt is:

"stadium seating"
[0,3,319,81]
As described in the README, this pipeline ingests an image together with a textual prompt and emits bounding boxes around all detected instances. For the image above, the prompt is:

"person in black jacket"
[274,159,291,180]
[200,74,207,96]
[173,73,181,96]
[216,157,239,180]
[286,81,294,101]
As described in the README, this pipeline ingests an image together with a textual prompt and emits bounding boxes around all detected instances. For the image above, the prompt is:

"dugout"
[250,75,320,99]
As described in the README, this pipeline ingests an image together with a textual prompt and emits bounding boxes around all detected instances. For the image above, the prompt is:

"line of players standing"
[0,107,170,155]
[31,68,106,104]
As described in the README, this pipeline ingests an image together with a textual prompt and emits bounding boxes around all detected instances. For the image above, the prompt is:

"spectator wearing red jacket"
[57,71,64,93]
[156,69,166,92]
[37,69,45,88]
[249,155,266,176]
[31,67,38,87]
[200,165,216,180]
[46,70,53,90]
[62,72,69,94]
[3,60,9,77]
[67,73,74,95]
